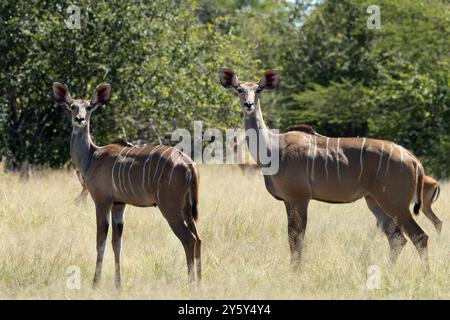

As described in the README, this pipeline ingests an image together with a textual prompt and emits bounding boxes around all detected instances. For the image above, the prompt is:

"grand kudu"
[287,124,443,235]
[53,83,201,287]
[220,68,430,269]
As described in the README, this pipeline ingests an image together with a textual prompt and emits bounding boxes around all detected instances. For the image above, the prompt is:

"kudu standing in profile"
[219,68,429,268]
[53,83,201,287]
[287,124,443,235]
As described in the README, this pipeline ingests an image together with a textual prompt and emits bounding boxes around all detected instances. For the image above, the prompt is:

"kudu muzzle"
[74,115,86,127]
[243,102,255,113]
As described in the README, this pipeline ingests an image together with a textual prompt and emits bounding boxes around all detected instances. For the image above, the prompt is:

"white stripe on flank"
[120,147,135,195]
[416,164,419,187]
[141,145,163,193]
[157,149,175,189]
[385,145,394,176]
[168,151,183,185]
[306,137,312,178]
[359,138,366,181]
[325,137,330,180]
[117,150,127,194]
[117,148,130,194]
[141,150,151,193]
[311,135,317,181]
[112,147,127,194]
[128,147,144,197]
[153,148,173,203]
[336,138,341,182]
[153,148,172,182]
[158,149,173,184]
[399,146,404,166]
[404,149,418,162]
[376,144,384,176]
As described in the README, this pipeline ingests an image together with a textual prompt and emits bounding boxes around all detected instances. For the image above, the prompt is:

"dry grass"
[0,165,448,299]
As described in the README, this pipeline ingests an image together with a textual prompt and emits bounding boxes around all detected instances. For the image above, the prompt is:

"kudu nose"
[244,102,254,109]
[75,116,85,123]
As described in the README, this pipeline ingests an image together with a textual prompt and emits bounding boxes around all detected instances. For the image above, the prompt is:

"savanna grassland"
[0,165,449,299]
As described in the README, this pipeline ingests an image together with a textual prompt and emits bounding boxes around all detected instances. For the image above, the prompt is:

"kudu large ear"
[91,84,112,107]
[259,70,280,90]
[219,67,239,89]
[53,82,73,106]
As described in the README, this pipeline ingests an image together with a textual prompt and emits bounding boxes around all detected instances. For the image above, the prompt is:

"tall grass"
[0,166,448,299]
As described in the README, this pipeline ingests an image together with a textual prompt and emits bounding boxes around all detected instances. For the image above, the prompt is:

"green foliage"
[0,0,256,169]
[0,0,449,177]
[285,80,371,136]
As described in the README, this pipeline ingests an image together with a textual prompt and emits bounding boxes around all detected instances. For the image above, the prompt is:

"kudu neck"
[70,123,97,176]
[244,101,275,166]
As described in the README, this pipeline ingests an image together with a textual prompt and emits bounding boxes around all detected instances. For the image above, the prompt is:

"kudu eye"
[86,105,92,111]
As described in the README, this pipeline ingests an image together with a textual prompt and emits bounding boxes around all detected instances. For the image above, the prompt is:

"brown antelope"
[287,124,443,235]
[53,82,201,287]
[219,68,429,268]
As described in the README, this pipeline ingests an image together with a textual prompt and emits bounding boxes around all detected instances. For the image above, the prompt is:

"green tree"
[0,0,257,170]
[1,0,449,178]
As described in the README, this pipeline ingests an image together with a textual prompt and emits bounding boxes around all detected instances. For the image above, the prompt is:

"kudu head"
[53,82,112,129]
[219,68,280,115]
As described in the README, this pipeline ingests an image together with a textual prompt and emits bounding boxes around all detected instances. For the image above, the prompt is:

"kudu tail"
[186,165,199,221]
[413,164,425,215]
[431,184,441,204]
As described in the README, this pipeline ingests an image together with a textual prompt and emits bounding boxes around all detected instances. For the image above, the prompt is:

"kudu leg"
[376,198,430,270]
[284,200,309,268]
[397,214,430,270]
[93,202,111,288]
[365,196,407,264]
[185,217,201,282]
[165,214,197,283]
[111,203,125,289]
[422,205,443,235]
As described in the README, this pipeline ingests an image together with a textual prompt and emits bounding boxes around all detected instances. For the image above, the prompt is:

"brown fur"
[285,124,318,135]
[111,138,135,147]
[74,139,134,205]
[288,124,442,234]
